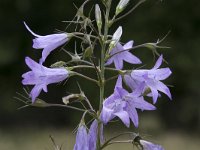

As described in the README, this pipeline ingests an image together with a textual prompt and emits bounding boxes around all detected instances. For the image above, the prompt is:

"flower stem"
[72,72,98,84]
[97,1,112,149]
[45,103,86,112]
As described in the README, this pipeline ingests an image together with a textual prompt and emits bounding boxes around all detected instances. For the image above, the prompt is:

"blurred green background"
[0,0,200,149]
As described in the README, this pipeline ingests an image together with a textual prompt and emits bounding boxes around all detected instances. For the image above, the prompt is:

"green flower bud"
[95,4,102,33]
[116,0,130,15]
[109,26,123,52]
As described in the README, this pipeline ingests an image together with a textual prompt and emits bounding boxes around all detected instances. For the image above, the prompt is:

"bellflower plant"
[18,0,173,149]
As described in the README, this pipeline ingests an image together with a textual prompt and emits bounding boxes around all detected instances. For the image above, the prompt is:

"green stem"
[45,103,86,112]
[71,64,120,73]
[72,72,98,84]
[71,65,95,70]
[97,1,112,149]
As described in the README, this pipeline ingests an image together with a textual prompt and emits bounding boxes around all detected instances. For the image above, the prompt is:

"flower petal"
[126,103,138,127]
[153,68,172,80]
[114,110,130,127]
[25,57,41,71]
[123,51,142,64]
[30,84,44,103]
[74,125,89,150]
[123,40,134,50]
[155,81,172,100]
[115,75,123,89]
[88,120,98,150]
[114,55,123,69]
[40,38,68,64]
[153,54,163,69]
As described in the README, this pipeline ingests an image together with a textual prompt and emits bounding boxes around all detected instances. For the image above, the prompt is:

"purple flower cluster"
[22,22,70,102]
[101,76,156,127]
[21,8,172,149]
[102,45,172,127]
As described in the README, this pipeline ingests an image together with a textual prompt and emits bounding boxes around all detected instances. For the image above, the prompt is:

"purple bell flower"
[74,125,89,150]
[105,41,142,70]
[24,22,69,64]
[139,140,164,150]
[101,76,155,127]
[74,120,104,150]
[22,57,69,102]
[125,55,172,103]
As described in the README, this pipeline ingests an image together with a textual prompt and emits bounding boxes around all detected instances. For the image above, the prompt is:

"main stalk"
[97,1,112,149]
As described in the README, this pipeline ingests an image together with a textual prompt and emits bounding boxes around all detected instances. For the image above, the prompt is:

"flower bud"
[31,99,49,107]
[95,4,102,33]
[109,26,123,52]
[116,0,130,15]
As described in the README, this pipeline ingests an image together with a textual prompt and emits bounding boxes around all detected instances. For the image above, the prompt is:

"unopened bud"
[83,46,93,59]
[109,26,123,51]
[116,0,130,15]
[95,4,102,33]
[62,94,85,105]
[50,61,66,68]
[31,99,49,107]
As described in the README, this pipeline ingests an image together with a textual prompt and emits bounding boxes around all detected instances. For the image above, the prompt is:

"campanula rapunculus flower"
[139,140,164,150]
[101,76,155,127]
[74,124,89,150]
[106,41,142,70]
[74,120,103,150]
[88,120,104,150]
[24,22,69,64]
[125,55,172,103]
[22,57,69,102]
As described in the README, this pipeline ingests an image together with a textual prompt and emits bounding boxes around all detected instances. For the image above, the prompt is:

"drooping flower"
[24,22,69,64]
[125,55,172,104]
[139,140,164,150]
[74,125,89,150]
[74,120,104,150]
[22,57,69,102]
[106,41,142,70]
[100,76,155,127]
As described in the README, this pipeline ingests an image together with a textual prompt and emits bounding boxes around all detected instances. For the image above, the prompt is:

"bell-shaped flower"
[101,76,155,127]
[24,22,69,64]
[22,57,69,102]
[139,140,164,150]
[125,55,172,103]
[105,41,142,70]
[74,124,89,150]
[74,120,104,150]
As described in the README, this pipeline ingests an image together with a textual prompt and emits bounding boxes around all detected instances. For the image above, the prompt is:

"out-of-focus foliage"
[0,0,200,132]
